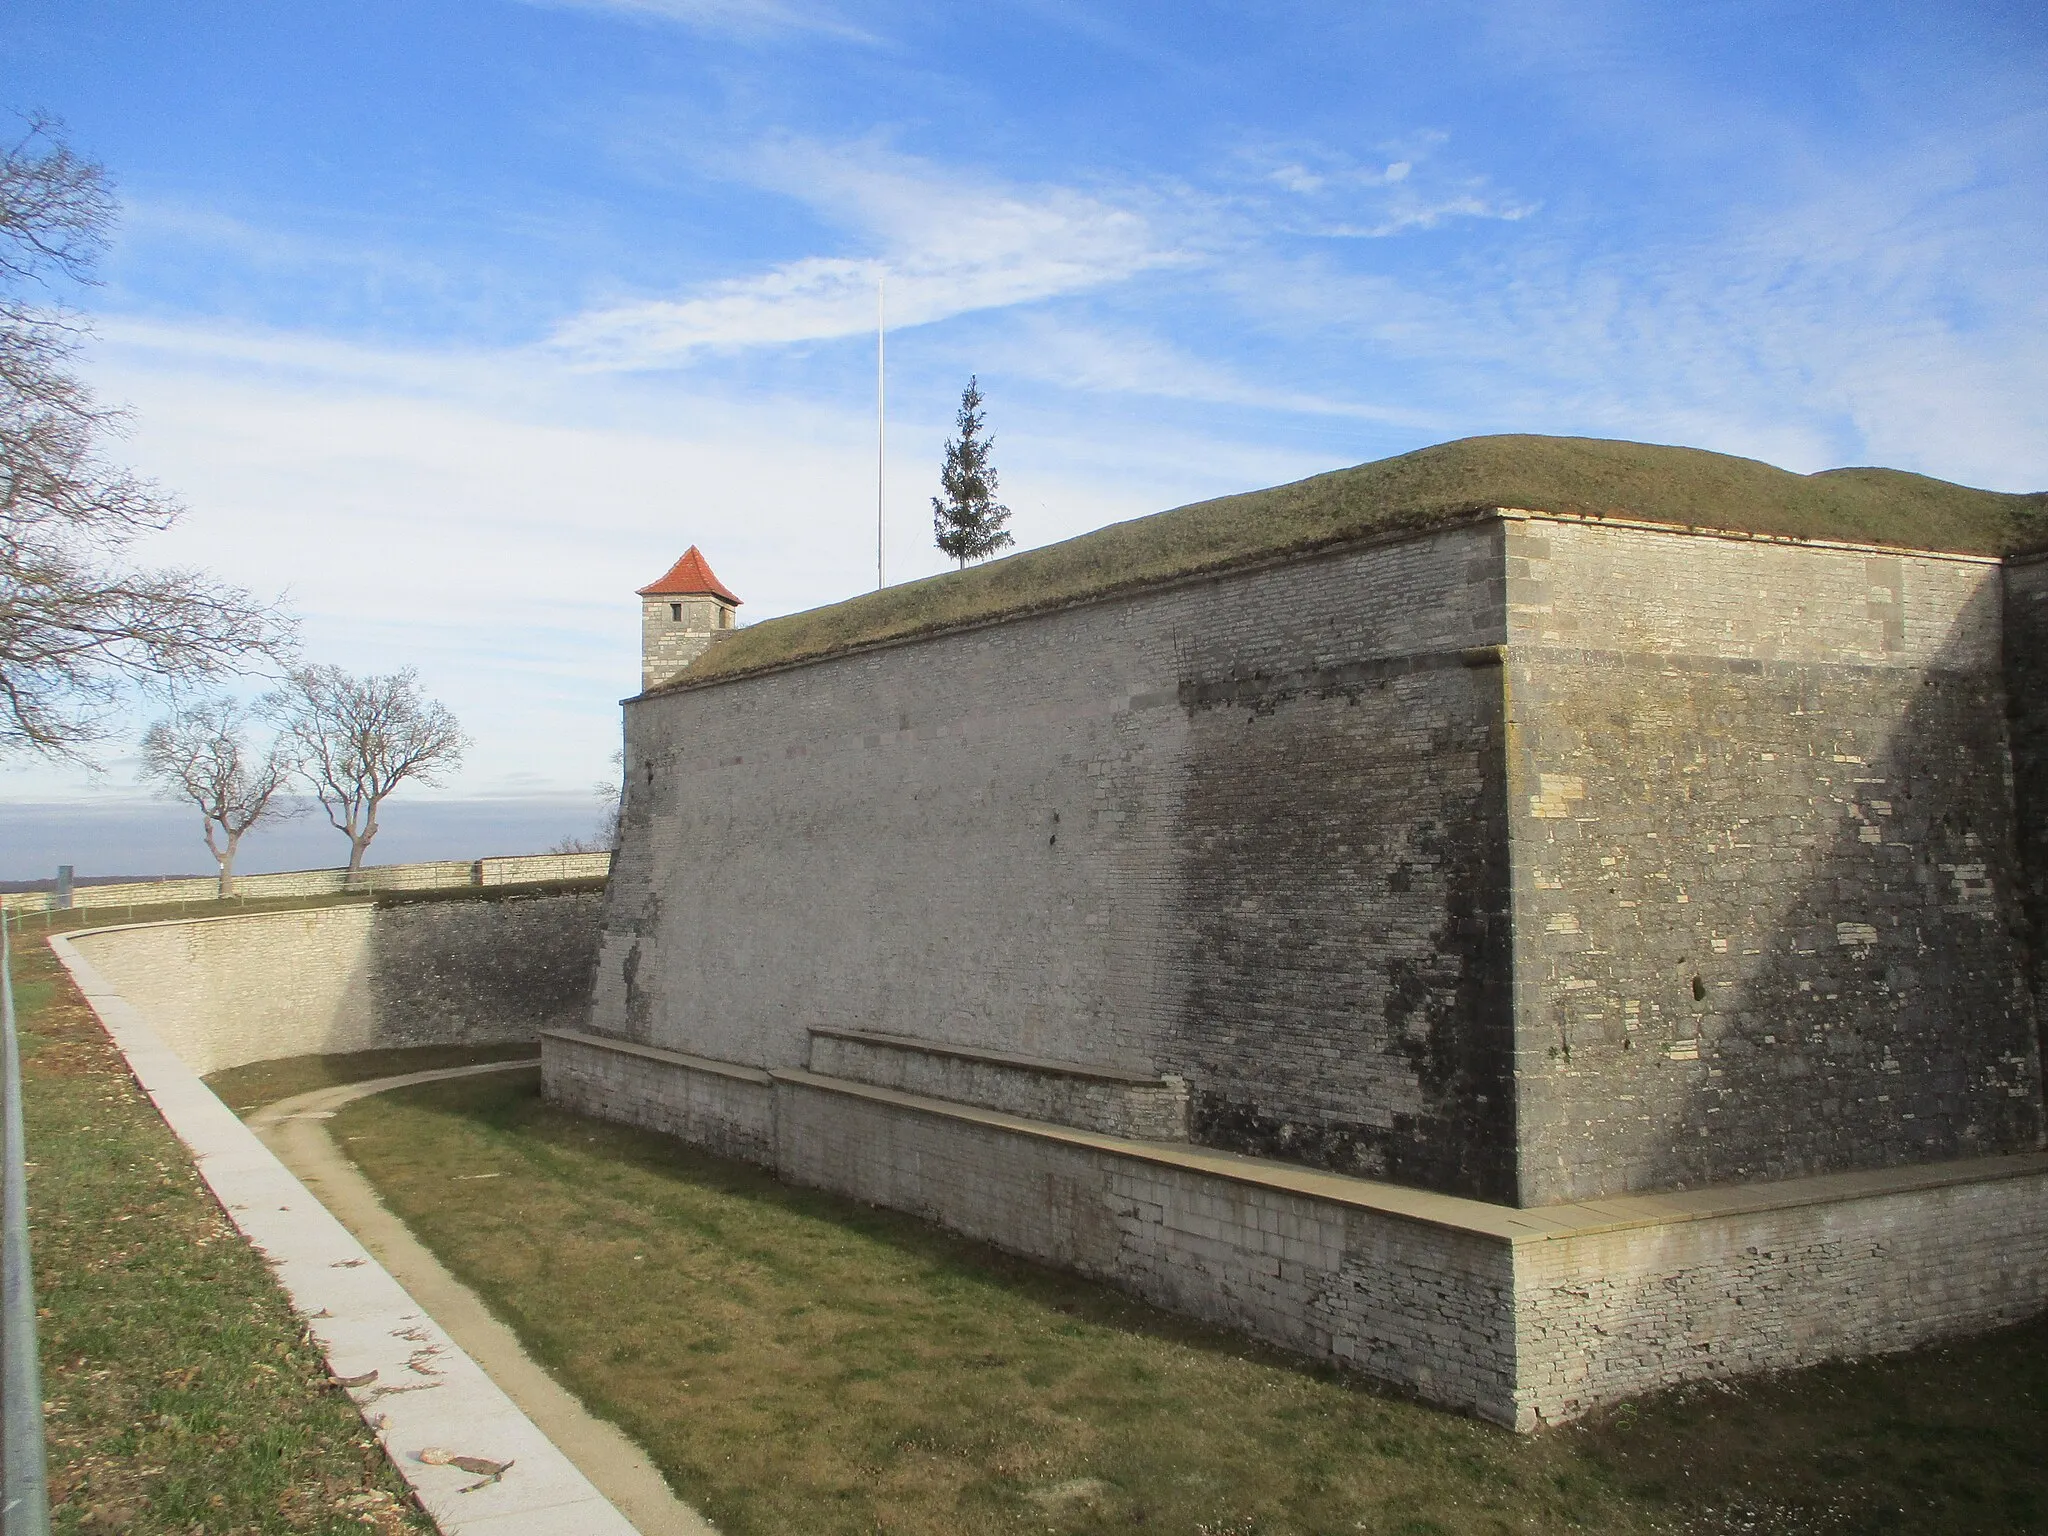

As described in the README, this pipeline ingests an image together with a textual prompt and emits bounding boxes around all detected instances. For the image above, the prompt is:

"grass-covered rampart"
[13,931,431,1534]
[667,433,2048,691]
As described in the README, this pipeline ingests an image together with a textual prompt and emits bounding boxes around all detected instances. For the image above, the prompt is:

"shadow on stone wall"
[1168,649,1517,1204]
[1669,626,2044,1185]
[365,888,607,1050]
[2003,558,2048,1082]
[1515,617,2045,1204]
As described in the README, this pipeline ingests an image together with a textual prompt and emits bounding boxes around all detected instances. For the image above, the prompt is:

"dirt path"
[250,1062,717,1536]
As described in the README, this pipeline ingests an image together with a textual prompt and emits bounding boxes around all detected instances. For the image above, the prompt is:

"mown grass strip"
[336,1069,2048,1535]
[16,936,432,1535]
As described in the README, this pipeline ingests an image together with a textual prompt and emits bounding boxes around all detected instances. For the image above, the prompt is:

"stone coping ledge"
[1494,507,2008,566]
[543,1028,773,1086]
[767,1066,2048,1246]
[806,1026,1174,1087]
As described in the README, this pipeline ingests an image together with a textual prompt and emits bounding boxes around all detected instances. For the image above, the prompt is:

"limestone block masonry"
[1502,518,2040,1201]
[806,1027,1190,1140]
[2006,553,2048,1070]
[73,891,604,1076]
[562,505,2048,1427]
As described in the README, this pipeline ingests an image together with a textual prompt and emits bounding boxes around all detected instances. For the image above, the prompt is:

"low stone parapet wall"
[805,1026,1189,1140]
[2,850,612,914]
[71,890,606,1076]
[541,1026,2048,1430]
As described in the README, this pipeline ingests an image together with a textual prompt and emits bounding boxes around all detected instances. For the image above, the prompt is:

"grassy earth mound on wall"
[666,434,2048,691]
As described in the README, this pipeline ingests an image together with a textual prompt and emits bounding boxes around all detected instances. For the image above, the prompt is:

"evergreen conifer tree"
[931,376,1013,566]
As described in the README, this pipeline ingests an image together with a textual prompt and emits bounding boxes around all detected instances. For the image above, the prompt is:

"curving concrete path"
[251,1067,713,1536]
[49,930,715,1536]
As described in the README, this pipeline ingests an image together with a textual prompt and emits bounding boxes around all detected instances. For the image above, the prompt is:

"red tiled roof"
[637,546,742,605]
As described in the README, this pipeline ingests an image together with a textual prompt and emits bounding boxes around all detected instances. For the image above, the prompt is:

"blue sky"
[3,0,2045,874]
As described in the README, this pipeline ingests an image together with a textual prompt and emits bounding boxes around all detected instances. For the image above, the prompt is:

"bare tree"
[1,112,291,759]
[139,697,297,897]
[268,665,466,876]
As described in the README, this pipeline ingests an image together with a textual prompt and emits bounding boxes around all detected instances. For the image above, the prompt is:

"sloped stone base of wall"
[541,1029,2048,1430]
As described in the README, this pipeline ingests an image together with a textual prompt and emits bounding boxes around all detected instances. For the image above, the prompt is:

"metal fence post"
[1,911,50,1534]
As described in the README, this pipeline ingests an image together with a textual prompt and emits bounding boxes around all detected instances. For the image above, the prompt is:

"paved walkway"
[49,931,714,1536]
[252,1066,714,1536]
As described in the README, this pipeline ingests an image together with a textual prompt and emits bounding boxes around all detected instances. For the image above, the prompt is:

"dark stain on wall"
[1172,648,1517,1203]
[2006,558,2048,1080]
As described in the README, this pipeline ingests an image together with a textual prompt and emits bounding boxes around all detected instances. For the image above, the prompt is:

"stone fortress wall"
[72,887,605,1077]
[591,521,1522,1196]
[1502,518,2038,1201]
[553,506,2048,1428]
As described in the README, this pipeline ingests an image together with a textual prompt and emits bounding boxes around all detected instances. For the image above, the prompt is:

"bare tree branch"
[0,112,293,761]
[266,666,467,875]
[0,112,114,290]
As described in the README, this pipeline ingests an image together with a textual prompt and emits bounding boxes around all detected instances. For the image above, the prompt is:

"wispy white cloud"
[513,0,875,44]
[1239,137,1539,239]
[997,317,1436,429]
[550,130,1536,369]
[553,143,1190,365]
[1317,193,1537,240]
[50,309,1317,804]
[119,202,416,279]
[1214,114,2048,489]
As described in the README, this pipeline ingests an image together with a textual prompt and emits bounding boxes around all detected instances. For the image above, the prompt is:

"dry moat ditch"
[27,883,2048,1536]
[210,1045,2048,1536]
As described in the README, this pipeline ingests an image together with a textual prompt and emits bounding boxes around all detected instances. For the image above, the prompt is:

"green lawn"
[334,1069,2048,1536]
[13,934,432,1535]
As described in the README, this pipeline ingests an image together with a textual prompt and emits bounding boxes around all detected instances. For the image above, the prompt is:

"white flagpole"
[876,271,886,590]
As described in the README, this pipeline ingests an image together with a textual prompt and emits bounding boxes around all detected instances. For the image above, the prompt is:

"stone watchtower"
[638,546,742,691]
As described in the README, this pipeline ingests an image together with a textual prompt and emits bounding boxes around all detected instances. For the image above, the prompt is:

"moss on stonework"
[661,434,2048,693]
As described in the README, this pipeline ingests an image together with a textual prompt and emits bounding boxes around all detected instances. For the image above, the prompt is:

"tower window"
[670,603,682,621]
[719,606,733,628]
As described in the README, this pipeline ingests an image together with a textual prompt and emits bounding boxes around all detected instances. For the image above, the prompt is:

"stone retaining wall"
[540,1027,2048,1429]
[1514,1162,2048,1424]
[71,891,605,1076]
[544,1029,775,1164]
